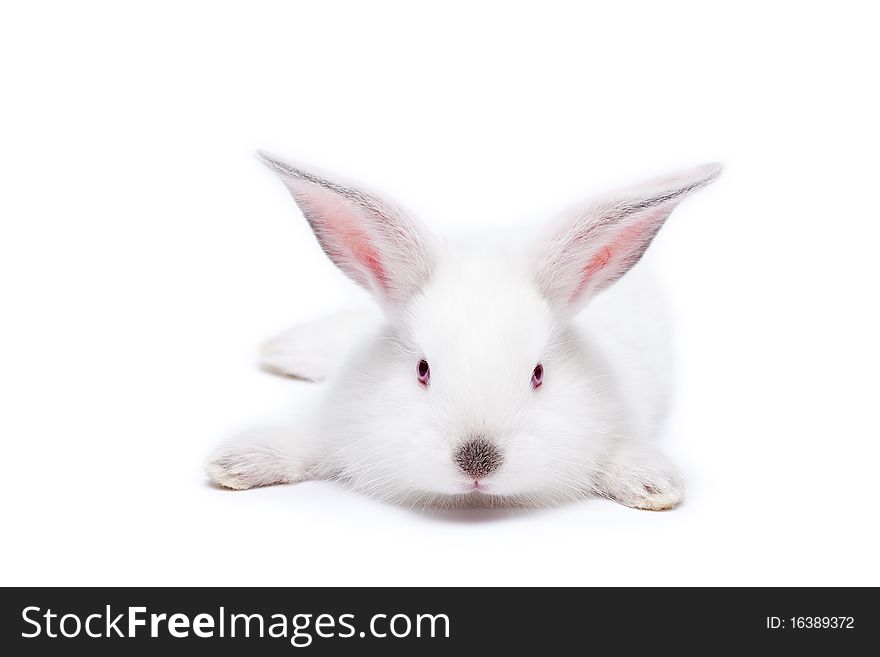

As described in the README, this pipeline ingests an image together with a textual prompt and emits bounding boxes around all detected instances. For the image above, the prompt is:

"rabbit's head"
[260,153,720,503]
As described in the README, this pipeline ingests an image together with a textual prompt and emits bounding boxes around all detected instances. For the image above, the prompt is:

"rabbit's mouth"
[465,480,491,493]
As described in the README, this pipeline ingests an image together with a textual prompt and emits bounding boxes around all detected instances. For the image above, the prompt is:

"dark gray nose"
[454,437,502,479]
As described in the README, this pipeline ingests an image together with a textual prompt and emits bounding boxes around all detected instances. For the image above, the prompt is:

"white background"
[2,1,878,586]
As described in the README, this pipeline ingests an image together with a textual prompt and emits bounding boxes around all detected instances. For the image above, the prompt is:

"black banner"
[1,587,875,653]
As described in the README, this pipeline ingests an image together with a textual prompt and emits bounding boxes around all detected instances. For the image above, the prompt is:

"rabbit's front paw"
[617,471,684,511]
[205,446,282,490]
[594,442,685,511]
[205,433,302,491]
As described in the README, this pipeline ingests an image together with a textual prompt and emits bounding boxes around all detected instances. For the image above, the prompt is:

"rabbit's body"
[207,155,720,510]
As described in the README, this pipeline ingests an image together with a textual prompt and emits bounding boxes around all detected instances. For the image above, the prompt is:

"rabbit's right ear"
[258,152,438,310]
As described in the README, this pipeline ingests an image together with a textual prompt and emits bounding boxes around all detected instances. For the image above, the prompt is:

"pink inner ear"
[582,245,613,282]
[570,213,659,303]
[345,230,388,289]
[301,184,389,291]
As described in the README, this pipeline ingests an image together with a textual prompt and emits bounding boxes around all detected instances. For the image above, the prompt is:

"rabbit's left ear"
[533,163,722,315]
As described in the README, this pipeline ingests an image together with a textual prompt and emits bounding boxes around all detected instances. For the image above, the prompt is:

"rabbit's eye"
[417,359,431,386]
[531,363,544,389]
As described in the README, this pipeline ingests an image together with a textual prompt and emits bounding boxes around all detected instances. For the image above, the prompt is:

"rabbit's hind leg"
[259,308,377,382]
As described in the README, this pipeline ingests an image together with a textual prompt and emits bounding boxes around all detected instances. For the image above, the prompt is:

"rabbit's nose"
[454,437,502,479]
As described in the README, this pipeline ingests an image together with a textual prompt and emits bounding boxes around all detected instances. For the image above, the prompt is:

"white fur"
[259,309,378,381]
[206,155,721,510]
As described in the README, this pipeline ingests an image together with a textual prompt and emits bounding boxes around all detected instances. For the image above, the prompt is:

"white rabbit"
[206,153,721,510]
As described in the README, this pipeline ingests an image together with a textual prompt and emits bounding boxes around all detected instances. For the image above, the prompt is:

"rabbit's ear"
[534,163,722,315]
[259,152,438,308]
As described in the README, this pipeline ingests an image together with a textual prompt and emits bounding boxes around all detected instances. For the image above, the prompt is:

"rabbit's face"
[402,255,556,496]
[373,253,609,501]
